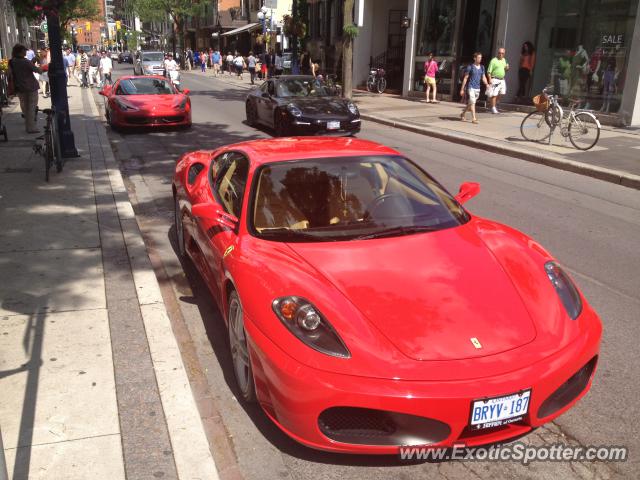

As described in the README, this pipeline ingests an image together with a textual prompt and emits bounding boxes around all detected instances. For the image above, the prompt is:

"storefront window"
[415,0,458,57]
[532,0,638,113]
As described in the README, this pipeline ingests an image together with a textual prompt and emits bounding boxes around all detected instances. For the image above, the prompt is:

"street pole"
[46,13,78,158]
[291,0,299,74]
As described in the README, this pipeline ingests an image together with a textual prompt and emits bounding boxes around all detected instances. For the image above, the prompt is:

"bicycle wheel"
[569,111,600,151]
[376,77,387,94]
[520,111,551,143]
[366,77,375,92]
[50,111,64,172]
[44,128,53,182]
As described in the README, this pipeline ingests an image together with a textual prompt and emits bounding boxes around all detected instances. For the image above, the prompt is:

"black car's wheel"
[228,290,256,402]
[246,101,257,127]
[274,110,291,137]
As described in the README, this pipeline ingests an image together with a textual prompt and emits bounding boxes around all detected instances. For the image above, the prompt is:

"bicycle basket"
[532,94,549,112]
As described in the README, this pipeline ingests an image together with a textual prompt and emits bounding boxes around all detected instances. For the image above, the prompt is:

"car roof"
[223,137,401,165]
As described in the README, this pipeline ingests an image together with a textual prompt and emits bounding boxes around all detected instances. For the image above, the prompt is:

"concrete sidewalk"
[0,88,218,479]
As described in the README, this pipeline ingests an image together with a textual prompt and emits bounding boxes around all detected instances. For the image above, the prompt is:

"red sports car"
[173,137,601,454]
[99,75,191,130]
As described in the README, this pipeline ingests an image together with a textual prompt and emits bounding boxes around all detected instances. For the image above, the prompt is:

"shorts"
[467,88,480,104]
[487,78,506,97]
[424,76,436,87]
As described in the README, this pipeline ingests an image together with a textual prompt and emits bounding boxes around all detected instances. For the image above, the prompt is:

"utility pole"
[47,12,78,158]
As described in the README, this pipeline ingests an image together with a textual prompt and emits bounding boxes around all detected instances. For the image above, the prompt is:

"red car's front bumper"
[245,310,601,454]
[111,108,191,127]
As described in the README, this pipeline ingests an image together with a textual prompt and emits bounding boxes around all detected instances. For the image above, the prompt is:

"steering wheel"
[363,193,407,220]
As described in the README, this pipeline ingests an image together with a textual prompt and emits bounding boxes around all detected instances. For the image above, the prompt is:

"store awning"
[221,23,260,37]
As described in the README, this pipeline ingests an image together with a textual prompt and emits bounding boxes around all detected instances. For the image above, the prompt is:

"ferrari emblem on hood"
[470,337,482,349]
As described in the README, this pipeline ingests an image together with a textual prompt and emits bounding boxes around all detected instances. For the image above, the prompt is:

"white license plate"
[327,121,341,130]
[470,389,531,430]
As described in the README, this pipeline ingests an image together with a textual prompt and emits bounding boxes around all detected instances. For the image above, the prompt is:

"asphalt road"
[97,63,640,480]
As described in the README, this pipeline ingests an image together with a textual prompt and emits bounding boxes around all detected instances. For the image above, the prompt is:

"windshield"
[277,78,334,97]
[142,53,164,62]
[251,156,469,242]
[118,78,175,95]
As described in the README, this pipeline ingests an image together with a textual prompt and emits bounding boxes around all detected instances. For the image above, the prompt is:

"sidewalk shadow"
[0,293,48,480]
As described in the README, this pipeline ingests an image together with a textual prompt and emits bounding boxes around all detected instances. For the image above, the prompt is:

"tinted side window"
[188,163,205,185]
[213,153,250,218]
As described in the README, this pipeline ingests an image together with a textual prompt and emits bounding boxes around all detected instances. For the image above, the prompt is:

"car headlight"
[545,261,582,320]
[115,98,139,111]
[175,97,188,110]
[272,296,350,358]
[347,102,359,115]
[287,104,303,117]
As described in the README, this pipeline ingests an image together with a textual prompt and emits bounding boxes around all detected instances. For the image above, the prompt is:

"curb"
[359,114,640,191]
[86,89,220,479]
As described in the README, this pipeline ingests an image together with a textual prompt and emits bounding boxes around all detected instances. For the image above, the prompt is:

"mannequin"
[600,46,619,113]
[584,45,603,109]
[569,45,590,102]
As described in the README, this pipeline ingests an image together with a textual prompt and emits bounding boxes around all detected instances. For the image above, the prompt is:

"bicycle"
[520,87,601,151]
[325,74,342,96]
[366,67,387,94]
[32,107,63,181]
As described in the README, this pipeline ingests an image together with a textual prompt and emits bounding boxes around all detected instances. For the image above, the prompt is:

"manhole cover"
[3,167,32,173]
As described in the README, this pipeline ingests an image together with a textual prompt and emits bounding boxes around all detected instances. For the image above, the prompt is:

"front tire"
[569,111,600,151]
[246,101,257,127]
[228,291,256,402]
[520,111,551,143]
[376,77,387,94]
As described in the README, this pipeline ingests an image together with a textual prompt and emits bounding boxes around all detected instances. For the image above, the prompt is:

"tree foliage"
[9,0,100,28]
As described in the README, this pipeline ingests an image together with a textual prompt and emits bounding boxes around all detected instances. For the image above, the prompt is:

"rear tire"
[246,101,257,127]
[569,111,600,151]
[376,77,387,94]
[174,195,186,257]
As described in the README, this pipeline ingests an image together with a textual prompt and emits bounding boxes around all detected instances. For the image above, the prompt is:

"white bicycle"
[520,87,601,151]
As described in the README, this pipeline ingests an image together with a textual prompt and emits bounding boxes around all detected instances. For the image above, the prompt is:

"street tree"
[130,0,205,57]
[341,0,358,99]
[10,0,100,29]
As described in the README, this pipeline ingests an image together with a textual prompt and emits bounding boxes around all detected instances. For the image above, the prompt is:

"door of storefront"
[387,10,408,91]
[412,0,497,100]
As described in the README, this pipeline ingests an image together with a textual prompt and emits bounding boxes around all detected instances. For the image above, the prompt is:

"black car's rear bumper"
[291,118,361,136]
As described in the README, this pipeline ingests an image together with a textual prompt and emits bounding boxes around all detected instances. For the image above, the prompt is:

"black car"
[118,51,133,64]
[245,75,361,136]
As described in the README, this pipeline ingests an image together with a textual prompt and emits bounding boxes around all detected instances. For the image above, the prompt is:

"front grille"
[126,116,184,125]
[538,356,598,419]
[318,407,450,446]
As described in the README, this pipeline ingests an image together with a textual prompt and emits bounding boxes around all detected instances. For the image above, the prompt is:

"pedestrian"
[65,48,76,85]
[99,50,113,86]
[201,51,208,72]
[226,52,234,76]
[89,49,101,87]
[7,44,41,133]
[212,49,221,77]
[517,41,536,98]
[79,49,89,88]
[26,46,35,62]
[423,52,439,103]
[186,48,193,71]
[300,50,312,75]
[459,52,488,124]
[265,49,275,78]
[247,51,257,85]
[274,50,284,77]
[233,53,245,79]
[259,51,267,79]
[38,48,51,98]
[487,47,509,114]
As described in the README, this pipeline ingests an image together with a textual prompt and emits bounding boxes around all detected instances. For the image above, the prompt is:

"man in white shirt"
[164,54,179,73]
[233,54,245,80]
[226,52,234,76]
[99,51,113,85]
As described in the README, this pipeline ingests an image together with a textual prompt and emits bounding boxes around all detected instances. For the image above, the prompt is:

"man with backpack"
[459,52,488,124]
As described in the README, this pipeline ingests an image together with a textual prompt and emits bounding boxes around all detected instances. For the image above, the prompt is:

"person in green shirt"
[487,48,509,114]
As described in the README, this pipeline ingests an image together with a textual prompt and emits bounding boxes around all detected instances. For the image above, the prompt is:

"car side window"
[188,163,205,185]
[260,82,268,94]
[213,152,250,218]
[267,81,275,96]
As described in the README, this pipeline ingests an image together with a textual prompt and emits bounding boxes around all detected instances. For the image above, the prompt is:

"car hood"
[284,96,352,117]
[286,223,538,361]
[116,94,182,110]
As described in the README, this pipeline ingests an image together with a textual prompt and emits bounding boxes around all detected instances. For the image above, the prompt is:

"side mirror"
[454,182,480,204]
[182,88,190,95]
[192,203,239,230]
[99,86,111,96]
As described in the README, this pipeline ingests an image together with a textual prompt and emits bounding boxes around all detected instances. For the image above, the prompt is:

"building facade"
[340,0,640,125]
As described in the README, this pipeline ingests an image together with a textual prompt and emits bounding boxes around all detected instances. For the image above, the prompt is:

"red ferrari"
[99,75,191,130]
[173,137,601,454]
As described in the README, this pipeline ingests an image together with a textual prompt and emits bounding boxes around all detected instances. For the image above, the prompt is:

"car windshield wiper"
[258,228,319,240]
[354,225,439,240]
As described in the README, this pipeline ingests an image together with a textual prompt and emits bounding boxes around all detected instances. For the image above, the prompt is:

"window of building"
[415,0,458,57]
